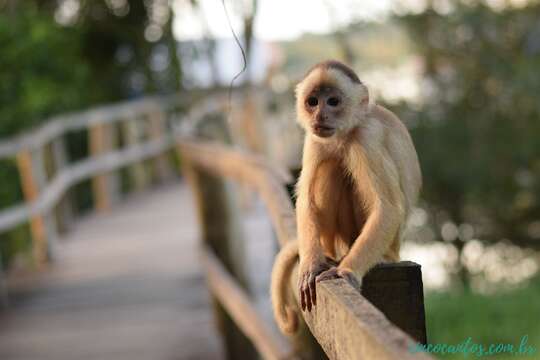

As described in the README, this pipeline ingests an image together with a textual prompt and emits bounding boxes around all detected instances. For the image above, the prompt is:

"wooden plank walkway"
[0,182,228,360]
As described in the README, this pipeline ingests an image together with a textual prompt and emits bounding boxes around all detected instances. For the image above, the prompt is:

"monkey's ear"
[360,94,369,106]
[359,84,374,110]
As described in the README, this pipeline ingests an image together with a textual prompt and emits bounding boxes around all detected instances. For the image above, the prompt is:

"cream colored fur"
[271,62,422,335]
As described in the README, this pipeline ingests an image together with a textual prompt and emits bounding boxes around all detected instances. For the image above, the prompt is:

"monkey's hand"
[316,266,362,292]
[298,258,333,312]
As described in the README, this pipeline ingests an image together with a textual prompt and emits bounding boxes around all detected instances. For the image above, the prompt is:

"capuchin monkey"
[271,60,422,335]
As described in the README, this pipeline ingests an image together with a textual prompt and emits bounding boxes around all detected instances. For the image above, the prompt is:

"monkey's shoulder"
[368,105,415,145]
[370,105,406,130]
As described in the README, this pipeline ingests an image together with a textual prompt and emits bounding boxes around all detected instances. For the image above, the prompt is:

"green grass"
[423,278,540,359]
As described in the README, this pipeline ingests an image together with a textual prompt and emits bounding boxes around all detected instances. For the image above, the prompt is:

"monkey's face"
[296,64,371,139]
[304,85,345,138]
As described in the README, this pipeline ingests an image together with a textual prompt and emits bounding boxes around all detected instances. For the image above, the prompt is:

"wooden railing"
[177,135,433,359]
[0,94,190,266]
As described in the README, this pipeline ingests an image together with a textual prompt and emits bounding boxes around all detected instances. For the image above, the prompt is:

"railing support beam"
[89,122,118,212]
[16,148,58,264]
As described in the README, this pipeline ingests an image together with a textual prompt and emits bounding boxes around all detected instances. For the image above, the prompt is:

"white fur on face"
[295,67,374,136]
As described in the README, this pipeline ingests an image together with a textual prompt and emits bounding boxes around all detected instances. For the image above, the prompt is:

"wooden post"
[52,137,75,232]
[178,115,258,360]
[361,261,427,344]
[148,108,172,182]
[182,158,258,360]
[89,122,120,212]
[240,94,265,154]
[16,148,58,264]
[122,117,149,191]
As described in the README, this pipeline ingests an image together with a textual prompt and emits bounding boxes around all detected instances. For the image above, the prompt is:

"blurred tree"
[396,2,540,285]
[0,3,96,137]
[75,0,183,96]
[0,0,184,137]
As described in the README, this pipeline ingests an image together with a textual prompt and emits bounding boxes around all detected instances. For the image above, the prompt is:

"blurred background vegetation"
[1,0,539,358]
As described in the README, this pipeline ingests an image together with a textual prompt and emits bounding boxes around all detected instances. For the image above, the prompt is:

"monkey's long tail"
[270,240,300,335]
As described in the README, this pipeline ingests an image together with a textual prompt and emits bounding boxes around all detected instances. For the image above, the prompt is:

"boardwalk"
[0,182,231,360]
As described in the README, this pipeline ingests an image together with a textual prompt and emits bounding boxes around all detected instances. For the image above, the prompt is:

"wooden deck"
[0,182,254,360]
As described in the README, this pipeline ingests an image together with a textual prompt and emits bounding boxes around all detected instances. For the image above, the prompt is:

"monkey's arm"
[296,141,324,264]
[296,142,335,311]
[339,197,404,277]
[296,192,323,263]
[296,171,329,311]
[338,144,405,279]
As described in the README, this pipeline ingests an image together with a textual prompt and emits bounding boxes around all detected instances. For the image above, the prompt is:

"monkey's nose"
[316,114,328,123]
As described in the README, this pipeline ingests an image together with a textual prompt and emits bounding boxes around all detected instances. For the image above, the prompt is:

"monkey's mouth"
[313,124,335,137]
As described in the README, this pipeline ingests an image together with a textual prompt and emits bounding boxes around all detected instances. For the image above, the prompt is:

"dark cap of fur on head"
[305,60,362,84]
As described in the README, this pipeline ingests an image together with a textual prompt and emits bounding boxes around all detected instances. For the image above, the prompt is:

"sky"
[173,0,394,41]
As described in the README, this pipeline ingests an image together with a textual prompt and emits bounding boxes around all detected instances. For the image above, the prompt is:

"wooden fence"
[0,95,191,269]
[0,92,433,359]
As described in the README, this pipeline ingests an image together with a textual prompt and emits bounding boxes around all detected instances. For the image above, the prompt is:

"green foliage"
[0,158,29,269]
[0,4,96,267]
[398,3,540,249]
[425,276,540,359]
[0,159,23,208]
[0,4,98,138]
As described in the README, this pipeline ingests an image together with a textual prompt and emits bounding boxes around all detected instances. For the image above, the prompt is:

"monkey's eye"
[307,97,318,107]
[327,97,340,107]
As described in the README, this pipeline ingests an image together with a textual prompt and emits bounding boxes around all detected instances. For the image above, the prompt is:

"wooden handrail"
[0,86,255,159]
[0,97,165,159]
[0,135,174,232]
[290,269,431,360]
[0,92,227,237]
[202,245,294,359]
[0,90,204,158]
[177,138,295,247]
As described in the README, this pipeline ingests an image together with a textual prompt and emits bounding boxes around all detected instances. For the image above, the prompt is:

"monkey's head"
[295,60,372,139]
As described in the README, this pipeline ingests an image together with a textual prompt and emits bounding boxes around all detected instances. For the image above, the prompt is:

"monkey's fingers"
[299,276,306,311]
[308,274,317,307]
[303,278,312,312]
